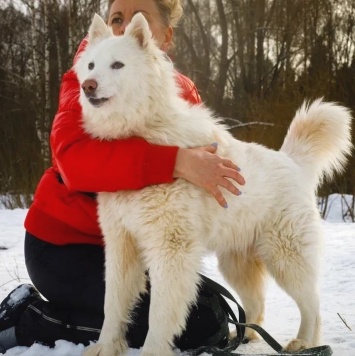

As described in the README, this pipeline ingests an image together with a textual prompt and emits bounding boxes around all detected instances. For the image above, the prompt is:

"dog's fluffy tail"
[280,98,353,187]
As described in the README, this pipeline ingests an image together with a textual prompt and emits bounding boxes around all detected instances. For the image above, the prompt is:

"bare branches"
[0,0,354,202]
[337,313,353,331]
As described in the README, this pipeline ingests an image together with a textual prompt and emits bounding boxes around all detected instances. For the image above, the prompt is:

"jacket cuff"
[141,144,179,187]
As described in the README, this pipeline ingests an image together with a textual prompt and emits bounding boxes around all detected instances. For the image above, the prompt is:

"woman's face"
[108,0,173,51]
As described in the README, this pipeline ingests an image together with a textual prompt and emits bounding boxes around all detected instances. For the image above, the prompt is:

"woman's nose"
[118,20,130,35]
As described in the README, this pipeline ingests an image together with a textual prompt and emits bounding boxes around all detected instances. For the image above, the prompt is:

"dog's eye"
[88,62,94,70]
[111,61,124,70]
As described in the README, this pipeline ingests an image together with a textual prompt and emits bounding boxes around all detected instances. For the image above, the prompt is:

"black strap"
[191,275,333,356]
[218,321,333,355]
[188,275,246,356]
[212,344,333,356]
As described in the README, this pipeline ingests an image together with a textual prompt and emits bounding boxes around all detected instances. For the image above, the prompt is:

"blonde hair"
[107,0,183,27]
[155,0,183,28]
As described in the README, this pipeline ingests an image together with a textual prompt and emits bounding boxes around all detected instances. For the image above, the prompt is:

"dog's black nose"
[82,79,98,97]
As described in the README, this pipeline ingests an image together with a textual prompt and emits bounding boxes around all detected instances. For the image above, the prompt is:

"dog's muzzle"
[88,97,109,107]
[81,79,109,107]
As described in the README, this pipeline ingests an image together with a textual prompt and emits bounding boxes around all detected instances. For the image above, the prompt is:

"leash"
[189,275,333,356]
[212,322,333,356]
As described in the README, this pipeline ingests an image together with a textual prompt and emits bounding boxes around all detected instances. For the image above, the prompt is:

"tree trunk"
[214,0,229,111]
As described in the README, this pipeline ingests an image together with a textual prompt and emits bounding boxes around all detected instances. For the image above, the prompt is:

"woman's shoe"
[0,284,41,331]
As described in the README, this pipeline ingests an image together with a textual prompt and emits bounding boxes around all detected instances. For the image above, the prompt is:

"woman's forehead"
[109,0,159,16]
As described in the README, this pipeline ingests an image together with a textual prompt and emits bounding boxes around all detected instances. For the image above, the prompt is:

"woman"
[0,0,244,352]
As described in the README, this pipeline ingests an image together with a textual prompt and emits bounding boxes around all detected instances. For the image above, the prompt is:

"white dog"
[75,13,353,356]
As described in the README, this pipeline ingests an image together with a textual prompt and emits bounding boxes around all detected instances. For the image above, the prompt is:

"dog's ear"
[125,13,152,49]
[88,13,112,46]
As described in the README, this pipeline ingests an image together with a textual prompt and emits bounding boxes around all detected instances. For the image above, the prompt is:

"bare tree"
[0,0,354,206]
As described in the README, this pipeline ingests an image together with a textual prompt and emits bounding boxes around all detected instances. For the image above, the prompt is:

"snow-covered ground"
[0,195,354,355]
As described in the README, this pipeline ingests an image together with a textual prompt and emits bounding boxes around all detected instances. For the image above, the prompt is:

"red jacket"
[24,39,201,246]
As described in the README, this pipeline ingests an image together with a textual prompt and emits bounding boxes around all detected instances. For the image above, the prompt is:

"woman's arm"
[51,40,244,206]
[51,69,179,192]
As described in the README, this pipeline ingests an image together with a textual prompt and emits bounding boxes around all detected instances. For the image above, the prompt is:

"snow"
[0,195,354,355]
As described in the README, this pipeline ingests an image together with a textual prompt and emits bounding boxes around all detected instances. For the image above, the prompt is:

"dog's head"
[74,13,177,140]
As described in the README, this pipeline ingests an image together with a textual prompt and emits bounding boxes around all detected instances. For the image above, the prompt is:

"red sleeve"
[174,72,202,105]
[51,69,178,192]
[51,39,200,193]
[73,37,88,64]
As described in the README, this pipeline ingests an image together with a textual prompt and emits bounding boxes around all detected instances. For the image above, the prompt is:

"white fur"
[77,13,353,356]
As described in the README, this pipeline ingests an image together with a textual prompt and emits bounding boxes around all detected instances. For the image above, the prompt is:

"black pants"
[19,233,228,351]
[18,232,150,347]
[25,231,106,314]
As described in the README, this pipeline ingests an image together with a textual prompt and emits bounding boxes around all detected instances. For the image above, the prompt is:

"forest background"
[0,0,354,220]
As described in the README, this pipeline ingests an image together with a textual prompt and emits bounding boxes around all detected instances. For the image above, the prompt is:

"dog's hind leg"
[218,250,267,341]
[258,223,322,351]
[84,227,146,356]
[140,237,202,356]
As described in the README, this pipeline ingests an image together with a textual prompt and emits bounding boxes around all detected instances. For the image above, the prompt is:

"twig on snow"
[337,313,352,331]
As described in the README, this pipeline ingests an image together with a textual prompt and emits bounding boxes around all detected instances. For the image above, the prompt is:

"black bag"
[126,274,246,353]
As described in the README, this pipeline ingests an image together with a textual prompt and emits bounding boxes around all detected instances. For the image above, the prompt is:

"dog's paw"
[228,329,238,341]
[284,338,310,352]
[228,330,257,342]
[141,350,175,356]
[244,328,261,342]
[141,344,175,356]
[82,340,127,356]
[228,328,260,344]
[82,344,102,356]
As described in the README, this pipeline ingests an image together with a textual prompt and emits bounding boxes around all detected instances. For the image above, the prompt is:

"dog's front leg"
[141,239,202,356]
[83,228,145,356]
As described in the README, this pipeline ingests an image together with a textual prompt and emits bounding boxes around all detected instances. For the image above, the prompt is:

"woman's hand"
[173,144,245,208]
